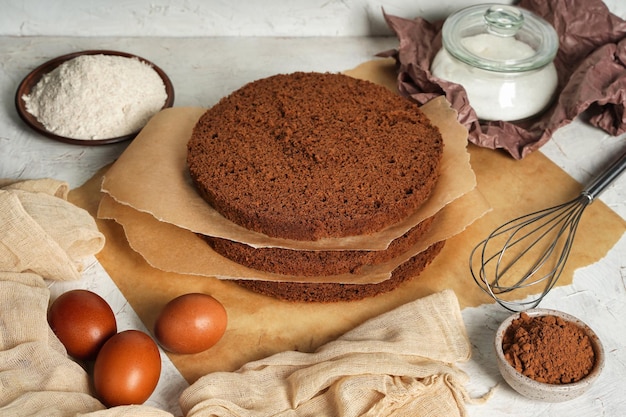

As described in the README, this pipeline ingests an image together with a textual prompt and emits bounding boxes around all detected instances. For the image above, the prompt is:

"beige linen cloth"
[0,178,484,416]
[179,289,480,417]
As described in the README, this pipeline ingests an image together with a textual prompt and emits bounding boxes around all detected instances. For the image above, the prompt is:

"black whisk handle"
[582,150,626,202]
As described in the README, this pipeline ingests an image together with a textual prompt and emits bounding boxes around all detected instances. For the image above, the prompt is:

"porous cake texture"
[235,241,446,303]
[187,72,445,301]
[202,216,435,277]
[187,72,443,241]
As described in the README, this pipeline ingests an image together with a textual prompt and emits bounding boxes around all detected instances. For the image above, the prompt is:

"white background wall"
[6,1,624,37]
[1,0,522,37]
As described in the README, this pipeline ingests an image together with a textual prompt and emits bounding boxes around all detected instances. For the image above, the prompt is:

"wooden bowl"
[15,50,175,146]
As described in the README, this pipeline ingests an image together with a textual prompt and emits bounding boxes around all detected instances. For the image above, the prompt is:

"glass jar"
[430,4,559,122]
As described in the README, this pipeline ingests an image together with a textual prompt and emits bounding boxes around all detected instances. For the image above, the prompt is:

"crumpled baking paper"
[379,0,626,159]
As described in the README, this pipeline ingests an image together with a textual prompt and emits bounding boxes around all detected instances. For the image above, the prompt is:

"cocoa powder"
[502,312,595,384]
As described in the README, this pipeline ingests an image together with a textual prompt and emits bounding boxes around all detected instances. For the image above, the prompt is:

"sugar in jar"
[431,4,559,122]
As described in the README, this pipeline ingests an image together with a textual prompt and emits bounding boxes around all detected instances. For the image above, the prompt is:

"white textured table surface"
[1,35,625,416]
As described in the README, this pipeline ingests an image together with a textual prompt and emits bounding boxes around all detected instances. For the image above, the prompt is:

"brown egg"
[47,289,117,361]
[93,330,161,407]
[154,293,228,354]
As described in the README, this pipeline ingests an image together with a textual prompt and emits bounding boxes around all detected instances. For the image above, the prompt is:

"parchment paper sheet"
[99,96,477,252]
[98,186,487,284]
[98,90,489,284]
[70,59,625,382]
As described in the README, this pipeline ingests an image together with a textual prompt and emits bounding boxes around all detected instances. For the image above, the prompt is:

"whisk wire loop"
[470,150,626,311]
[472,194,593,311]
[492,199,578,286]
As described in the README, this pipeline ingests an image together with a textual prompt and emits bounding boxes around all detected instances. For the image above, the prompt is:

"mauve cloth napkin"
[379,0,626,159]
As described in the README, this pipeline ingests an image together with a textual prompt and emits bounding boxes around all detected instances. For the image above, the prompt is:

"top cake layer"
[187,72,443,241]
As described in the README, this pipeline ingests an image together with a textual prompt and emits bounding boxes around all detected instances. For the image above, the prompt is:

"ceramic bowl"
[15,50,175,146]
[494,308,605,402]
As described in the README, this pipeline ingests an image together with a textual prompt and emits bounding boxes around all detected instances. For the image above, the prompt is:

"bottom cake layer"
[234,240,446,302]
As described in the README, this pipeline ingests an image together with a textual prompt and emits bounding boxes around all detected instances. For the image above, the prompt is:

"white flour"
[23,54,168,140]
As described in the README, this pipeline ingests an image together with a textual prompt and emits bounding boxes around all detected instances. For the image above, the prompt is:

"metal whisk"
[470,150,626,311]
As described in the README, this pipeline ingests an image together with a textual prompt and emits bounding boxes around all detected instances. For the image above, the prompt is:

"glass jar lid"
[441,4,559,73]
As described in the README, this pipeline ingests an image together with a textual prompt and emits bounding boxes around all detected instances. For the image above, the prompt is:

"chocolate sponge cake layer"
[234,241,446,303]
[202,215,436,277]
[187,72,444,241]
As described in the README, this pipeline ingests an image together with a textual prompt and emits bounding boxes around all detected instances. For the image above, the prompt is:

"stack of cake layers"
[98,71,490,302]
